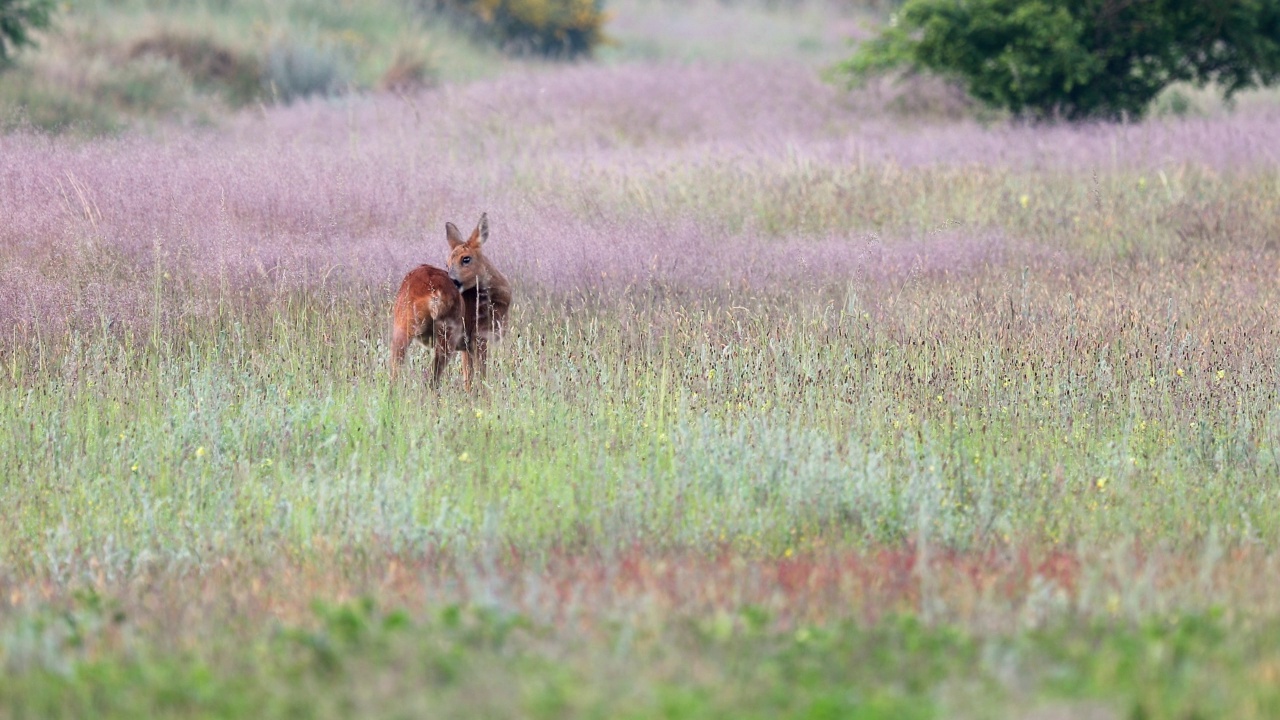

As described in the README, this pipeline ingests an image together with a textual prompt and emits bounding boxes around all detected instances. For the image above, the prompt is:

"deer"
[389,236,467,388]
[446,212,511,391]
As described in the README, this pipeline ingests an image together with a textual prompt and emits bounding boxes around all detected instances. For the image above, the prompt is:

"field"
[4,0,1280,717]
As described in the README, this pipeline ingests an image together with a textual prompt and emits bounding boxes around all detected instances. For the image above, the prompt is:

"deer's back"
[393,265,465,346]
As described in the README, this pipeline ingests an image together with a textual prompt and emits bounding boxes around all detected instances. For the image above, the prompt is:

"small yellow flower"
[784,548,793,558]
[458,452,470,462]
[195,446,206,458]
[1096,477,1108,490]
[1019,194,1030,208]
[1217,370,1226,380]
[1176,368,1184,377]
[475,409,484,418]
[131,464,138,472]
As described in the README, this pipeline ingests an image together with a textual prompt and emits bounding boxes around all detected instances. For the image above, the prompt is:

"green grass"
[5,270,1278,561]
[6,597,1280,719]
[6,223,1279,714]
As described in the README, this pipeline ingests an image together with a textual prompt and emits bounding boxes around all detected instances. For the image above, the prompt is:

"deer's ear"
[446,222,465,248]
[471,212,489,246]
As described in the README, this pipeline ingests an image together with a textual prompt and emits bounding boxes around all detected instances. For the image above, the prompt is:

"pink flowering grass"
[4,61,1279,342]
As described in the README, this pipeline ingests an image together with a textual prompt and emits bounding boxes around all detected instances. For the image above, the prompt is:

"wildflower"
[458,452,470,462]
[196,446,206,458]
[131,464,138,472]
[1217,370,1226,380]
[1019,194,1030,208]
[1176,368,1184,377]
[1096,477,1108,490]
[475,409,484,418]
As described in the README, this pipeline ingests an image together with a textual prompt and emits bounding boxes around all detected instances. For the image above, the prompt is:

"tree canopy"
[838,0,1280,121]
[0,0,53,67]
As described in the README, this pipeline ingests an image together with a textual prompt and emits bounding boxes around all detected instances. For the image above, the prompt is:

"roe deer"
[389,243,466,388]
[446,212,511,391]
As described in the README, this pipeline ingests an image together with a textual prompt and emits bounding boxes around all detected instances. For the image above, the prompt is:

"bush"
[0,0,53,66]
[127,33,264,107]
[837,0,1280,121]
[426,0,607,59]
[264,41,349,104]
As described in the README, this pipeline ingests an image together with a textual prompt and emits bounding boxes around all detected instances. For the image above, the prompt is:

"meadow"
[4,1,1280,717]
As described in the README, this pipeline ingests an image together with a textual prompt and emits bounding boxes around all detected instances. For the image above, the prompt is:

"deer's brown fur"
[446,212,511,391]
[389,265,465,387]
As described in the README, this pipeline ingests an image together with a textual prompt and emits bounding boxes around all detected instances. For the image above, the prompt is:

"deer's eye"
[461,256,472,265]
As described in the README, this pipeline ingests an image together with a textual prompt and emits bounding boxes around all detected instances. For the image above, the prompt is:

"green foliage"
[264,40,349,103]
[4,604,1280,719]
[426,0,608,58]
[839,0,1280,120]
[127,32,265,107]
[0,0,53,66]
[0,67,121,133]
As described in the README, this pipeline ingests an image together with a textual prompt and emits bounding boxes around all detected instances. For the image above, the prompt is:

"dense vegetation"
[0,0,52,64]
[839,0,1280,120]
[426,0,608,58]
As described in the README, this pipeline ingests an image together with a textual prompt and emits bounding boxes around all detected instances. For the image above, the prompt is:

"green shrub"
[127,32,264,107]
[425,0,607,59]
[837,0,1280,121]
[0,67,119,134]
[0,0,53,66]
[265,40,349,104]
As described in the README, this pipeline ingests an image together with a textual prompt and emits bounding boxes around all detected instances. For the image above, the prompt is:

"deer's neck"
[473,266,511,308]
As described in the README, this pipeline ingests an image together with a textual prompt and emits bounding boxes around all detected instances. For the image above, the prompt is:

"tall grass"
[4,39,1280,718]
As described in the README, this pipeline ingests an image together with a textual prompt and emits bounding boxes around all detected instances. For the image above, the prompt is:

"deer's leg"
[471,336,489,388]
[461,347,474,393]
[431,325,454,389]
[390,323,411,381]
